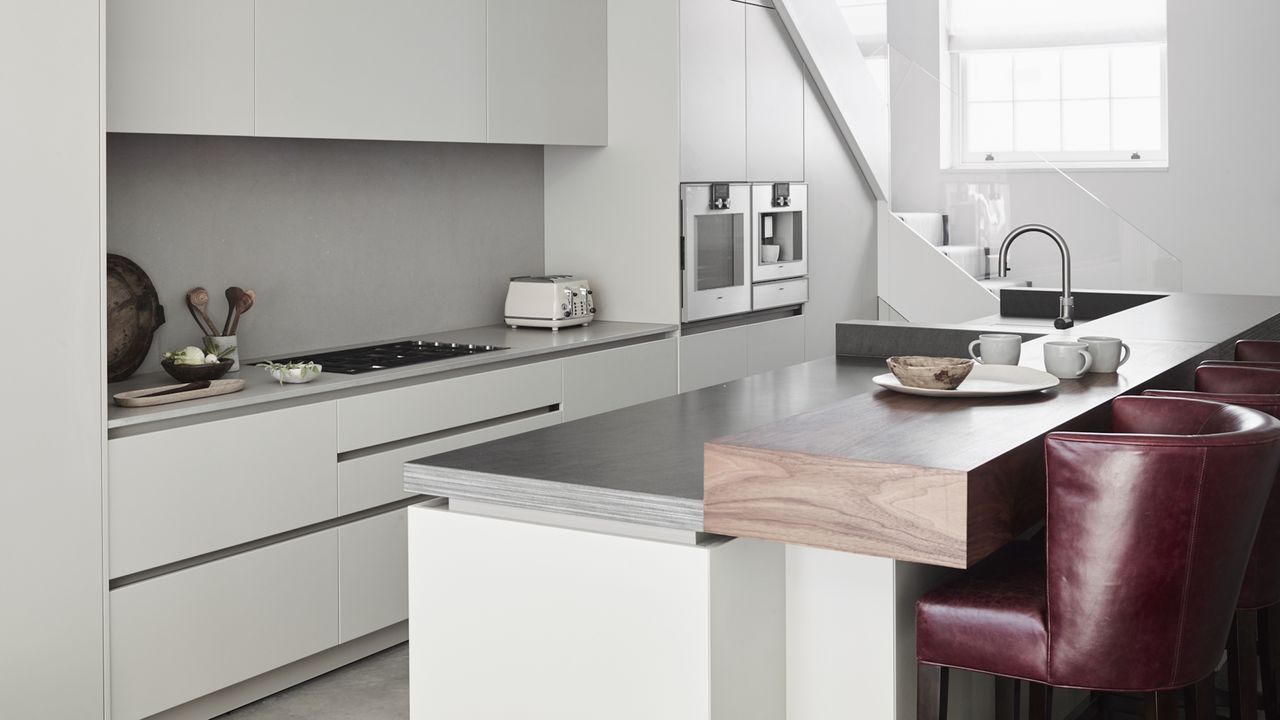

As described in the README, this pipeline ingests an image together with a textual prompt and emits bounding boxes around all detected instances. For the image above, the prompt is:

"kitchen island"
[403,292,1280,720]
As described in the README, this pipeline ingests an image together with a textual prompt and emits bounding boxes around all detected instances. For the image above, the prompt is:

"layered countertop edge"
[107,321,677,430]
[404,464,704,532]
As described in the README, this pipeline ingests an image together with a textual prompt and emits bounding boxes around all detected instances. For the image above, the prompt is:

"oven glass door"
[682,184,751,322]
[751,183,808,283]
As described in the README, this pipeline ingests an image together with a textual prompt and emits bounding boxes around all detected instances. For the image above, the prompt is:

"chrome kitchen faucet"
[997,223,1074,330]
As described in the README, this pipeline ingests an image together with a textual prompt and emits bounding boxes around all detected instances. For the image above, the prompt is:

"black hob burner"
[276,340,508,375]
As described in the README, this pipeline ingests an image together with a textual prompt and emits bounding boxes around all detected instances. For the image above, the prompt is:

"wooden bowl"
[161,358,234,382]
[886,356,974,390]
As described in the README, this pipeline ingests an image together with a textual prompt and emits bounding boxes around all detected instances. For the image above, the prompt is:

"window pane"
[1061,47,1109,99]
[967,102,1013,152]
[1111,45,1161,98]
[1013,51,1060,101]
[1014,100,1061,152]
[1113,97,1161,150]
[966,53,1013,101]
[1062,99,1110,151]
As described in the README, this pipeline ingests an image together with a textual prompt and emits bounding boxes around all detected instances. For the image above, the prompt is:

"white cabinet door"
[679,325,749,392]
[336,360,562,452]
[339,509,408,643]
[337,410,563,515]
[110,531,339,720]
[108,402,338,578]
[745,5,805,181]
[488,0,608,146]
[107,0,254,135]
[255,0,486,142]
[746,314,806,375]
[680,0,747,182]
[562,339,678,421]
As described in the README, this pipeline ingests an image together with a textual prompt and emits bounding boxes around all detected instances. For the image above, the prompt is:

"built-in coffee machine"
[680,182,808,323]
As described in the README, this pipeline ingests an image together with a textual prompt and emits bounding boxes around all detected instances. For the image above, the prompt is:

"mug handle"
[1077,349,1094,377]
[968,339,983,363]
[1118,343,1131,367]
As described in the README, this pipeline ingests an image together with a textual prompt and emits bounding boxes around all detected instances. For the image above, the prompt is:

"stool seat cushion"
[916,542,1048,683]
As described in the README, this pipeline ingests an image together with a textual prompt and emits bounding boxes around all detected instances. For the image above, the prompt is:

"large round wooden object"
[107,253,165,382]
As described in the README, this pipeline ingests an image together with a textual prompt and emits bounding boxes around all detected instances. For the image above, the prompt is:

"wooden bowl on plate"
[886,356,974,390]
[161,358,234,382]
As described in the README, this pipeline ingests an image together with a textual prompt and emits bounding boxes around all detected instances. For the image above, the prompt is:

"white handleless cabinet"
[110,530,339,720]
[679,325,749,393]
[487,0,608,146]
[680,0,747,182]
[339,509,409,643]
[108,401,338,578]
[745,5,805,181]
[746,314,806,375]
[562,338,678,421]
[107,0,255,135]
[255,0,487,142]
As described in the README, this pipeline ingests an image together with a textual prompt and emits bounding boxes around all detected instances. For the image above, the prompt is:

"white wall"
[0,1,106,717]
[890,0,1280,296]
[544,0,681,325]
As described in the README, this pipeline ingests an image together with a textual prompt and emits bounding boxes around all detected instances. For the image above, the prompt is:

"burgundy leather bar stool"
[1237,340,1280,362]
[1149,363,1280,720]
[916,396,1280,720]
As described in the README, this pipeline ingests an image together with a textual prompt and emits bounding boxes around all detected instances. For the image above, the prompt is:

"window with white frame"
[948,0,1167,167]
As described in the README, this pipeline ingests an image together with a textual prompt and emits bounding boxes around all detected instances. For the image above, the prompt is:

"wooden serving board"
[113,379,246,408]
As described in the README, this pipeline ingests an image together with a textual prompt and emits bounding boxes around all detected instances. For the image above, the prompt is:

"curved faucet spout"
[996,224,1074,330]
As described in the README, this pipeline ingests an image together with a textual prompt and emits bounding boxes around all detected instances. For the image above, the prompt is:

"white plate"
[873,364,1060,397]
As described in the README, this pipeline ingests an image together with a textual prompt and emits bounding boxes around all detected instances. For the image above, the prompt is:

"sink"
[1000,287,1165,322]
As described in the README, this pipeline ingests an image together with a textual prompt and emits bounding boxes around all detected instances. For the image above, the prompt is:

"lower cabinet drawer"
[339,509,408,643]
[110,530,339,720]
[752,277,808,310]
[562,338,678,421]
[746,314,806,375]
[679,325,749,393]
[337,410,562,515]
[108,401,338,578]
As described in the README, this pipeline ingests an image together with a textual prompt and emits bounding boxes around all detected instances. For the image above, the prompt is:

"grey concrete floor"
[218,643,408,719]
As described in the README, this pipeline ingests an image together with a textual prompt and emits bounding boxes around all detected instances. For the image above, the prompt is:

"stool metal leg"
[1145,690,1180,719]
[995,676,1016,720]
[1229,611,1260,720]
[1263,605,1280,720]
[1186,674,1217,720]
[918,663,949,720]
[1028,683,1052,720]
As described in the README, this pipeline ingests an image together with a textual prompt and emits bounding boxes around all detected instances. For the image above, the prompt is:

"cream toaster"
[504,275,595,330]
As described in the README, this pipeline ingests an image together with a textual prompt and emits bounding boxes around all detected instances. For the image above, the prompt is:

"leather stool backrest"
[1044,395,1280,691]
[1237,340,1280,362]
[1147,364,1280,611]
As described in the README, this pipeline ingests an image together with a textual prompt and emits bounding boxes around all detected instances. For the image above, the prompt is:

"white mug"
[968,333,1022,366]
[1043,341,1093,379]
[1077,336,1131,374]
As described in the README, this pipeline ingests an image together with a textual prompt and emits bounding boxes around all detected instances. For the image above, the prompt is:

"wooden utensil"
[228,288,255,335]
[222,286,245,336]
[187,287,219,336]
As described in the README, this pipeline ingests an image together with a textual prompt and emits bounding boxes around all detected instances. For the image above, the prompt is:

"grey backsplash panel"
[107,133,545,376]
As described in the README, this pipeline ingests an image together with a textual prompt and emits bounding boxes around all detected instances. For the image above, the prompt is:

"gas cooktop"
[276,340,508,375]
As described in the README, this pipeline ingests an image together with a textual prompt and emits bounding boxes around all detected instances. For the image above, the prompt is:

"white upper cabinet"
[107,0,255,135]
[254,0,487,142]
[745,5,805,181]
[488,0,608,146]
[680,0,747,182]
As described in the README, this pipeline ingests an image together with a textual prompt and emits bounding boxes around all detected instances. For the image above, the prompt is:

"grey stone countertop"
[107,321,676,430]
[403,355,889,531]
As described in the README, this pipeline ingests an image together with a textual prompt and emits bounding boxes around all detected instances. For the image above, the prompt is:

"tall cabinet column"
[0,0,106,717]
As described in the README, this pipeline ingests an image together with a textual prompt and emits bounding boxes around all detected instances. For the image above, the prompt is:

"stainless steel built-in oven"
[681,183,752,322]
[751,182,807,283]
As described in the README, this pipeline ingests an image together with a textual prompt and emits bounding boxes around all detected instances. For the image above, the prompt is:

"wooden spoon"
[222,286,245,336]
[187,287,219,336]
[228,288,255,336]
